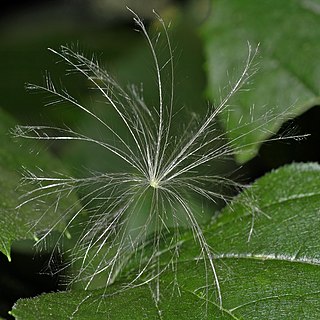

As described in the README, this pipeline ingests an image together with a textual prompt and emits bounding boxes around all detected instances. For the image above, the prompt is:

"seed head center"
[149,177,159,188]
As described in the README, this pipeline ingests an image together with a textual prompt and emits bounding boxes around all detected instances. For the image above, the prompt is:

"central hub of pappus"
[149,177,160,188]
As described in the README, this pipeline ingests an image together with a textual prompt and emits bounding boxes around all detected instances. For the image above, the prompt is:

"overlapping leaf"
[0,109,79,260]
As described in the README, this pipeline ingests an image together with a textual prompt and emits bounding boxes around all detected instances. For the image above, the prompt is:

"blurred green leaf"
[202,0,320,163]
[11,163,320,319]
[0,19,140,127]
[0,109,79,260]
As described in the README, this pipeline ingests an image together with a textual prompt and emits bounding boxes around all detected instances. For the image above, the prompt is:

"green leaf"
[0,109,79,260]
[202,0,320,163]
[11,163,320,319]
